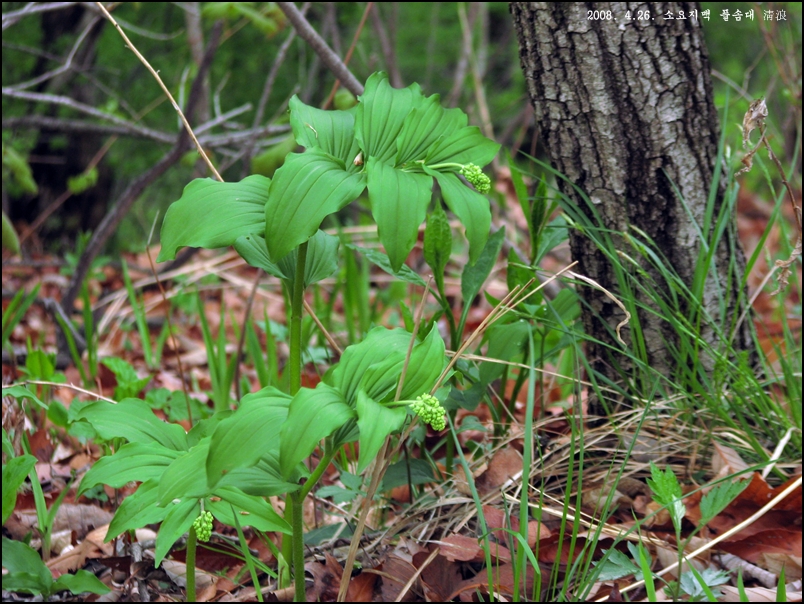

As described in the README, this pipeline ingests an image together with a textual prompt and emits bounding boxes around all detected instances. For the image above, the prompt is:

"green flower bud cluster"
[192,510,213,542]
[460,164,491,194]
[411,394,446,431]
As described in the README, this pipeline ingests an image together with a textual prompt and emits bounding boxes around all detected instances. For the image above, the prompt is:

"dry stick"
[94,2,221,181]
[321,2,373,110]
[395,547,439,602]
[303,299,343,356]
[336,280,432,602]
[603,475,803,601]
[16,380,116,403]
[276,1,364,97]
[60,18,222,321]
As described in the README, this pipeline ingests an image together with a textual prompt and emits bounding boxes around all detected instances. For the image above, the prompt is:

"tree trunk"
[510,2,756,413]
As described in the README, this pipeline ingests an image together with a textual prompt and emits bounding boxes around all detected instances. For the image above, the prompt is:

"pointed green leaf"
[51,570,110,596]
[209,486,291,533]
[78,442,180,495]
[395,96,466,165]
[423,202,452,296]
[218,452,299,497]
[3,454,37,524]
[157,175,270,262]
[425,125,500,167]
[206,387,290,488]
[154,498,199,566]
[77,399,188,451]
[356,391,408,473]
[279,383,355,479]
[355,72,423,164]
[461,227,505,306]
[289,96,360,167]
[346,244,426,286]
[1,536,53,591]
[328,327,411,405]
[159,439,211,506]
[264,149,366,260]
[107,480,167,541]
[233,234,287,279]
[397,325,446,400]
[434,171,491,265]
[367,158,432,271]
[278,229,340,289]
[2,385,46,410]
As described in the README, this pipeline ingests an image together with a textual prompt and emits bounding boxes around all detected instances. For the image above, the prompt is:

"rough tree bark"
[510,2,756,412]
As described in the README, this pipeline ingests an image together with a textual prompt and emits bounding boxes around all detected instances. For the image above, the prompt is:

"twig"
[94,2,222,181]
[240,3,309,177]
[2,2,78,31]
[4,13,102,91]
[2,115,174,143]
[322,2,372,110]
[369,3,402,88]
[276,1,364,97]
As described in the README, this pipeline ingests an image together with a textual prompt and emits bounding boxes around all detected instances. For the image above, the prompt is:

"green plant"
[1,536,109,598]
[2,283,40,353]
[155,70,498,601]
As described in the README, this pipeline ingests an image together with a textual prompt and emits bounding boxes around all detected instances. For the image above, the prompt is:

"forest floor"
[2,180,802,602]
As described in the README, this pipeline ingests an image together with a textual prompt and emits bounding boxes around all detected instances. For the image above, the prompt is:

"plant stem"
[289,240,309,396]
[288,239,308,602]
[186,525,197,602]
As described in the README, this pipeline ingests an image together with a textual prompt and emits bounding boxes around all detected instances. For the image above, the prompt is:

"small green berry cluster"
[192,510,213,542]
[460,163,491,194]
[411,394,446,431]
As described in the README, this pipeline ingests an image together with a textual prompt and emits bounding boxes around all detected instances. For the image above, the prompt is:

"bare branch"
[2,115,175,143]
[1,88,172,140]
[370,3,402,87]
[277,1,364,96]
[4,13,102,91]
[2,2,78,31]
[94,2,223,181]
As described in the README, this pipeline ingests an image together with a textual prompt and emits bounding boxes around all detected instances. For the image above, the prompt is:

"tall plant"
[153,71,499,601]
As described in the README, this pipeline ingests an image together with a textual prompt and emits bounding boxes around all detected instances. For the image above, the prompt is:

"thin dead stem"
[94,2,222,182]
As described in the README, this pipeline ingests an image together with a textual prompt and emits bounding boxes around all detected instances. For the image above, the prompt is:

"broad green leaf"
[159,439,212,506]
[107,480,167,540]
[218,452,299,497]
[345,244,427,286]
[1,536,52,589]
[51,571,110,596]
[25,350,54,380]
[367,158,432,271]
[356,391,408,473]
[157,175,270,262]
[3,454,36,524]
[278,229,340,290]
[233,234,287,279]
[1,571,52,596]
[434,171,492,265]
[264,149,366,260]
[2,210,20,254]
[279,383,355,479]
[355,72,423,164]
[2,385,46,410]
[206,387,290,488]
[423,202,452,296]
[289,96,360,167]
[78,442,180,495]
[77,399,188,451]
[210,486,291,533]
[461,227,505,306]
[425,125,500,167]
[395,95,466,165]
[328,327,411,405]
[357,325,445,403]
[480,321,530,386]
[154,497,199,566]
[396,325,446,400]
